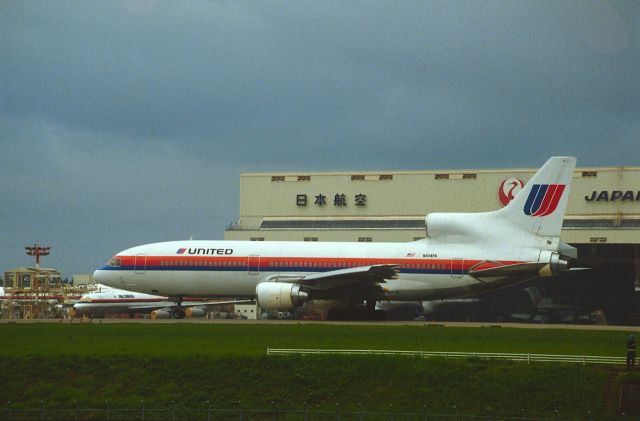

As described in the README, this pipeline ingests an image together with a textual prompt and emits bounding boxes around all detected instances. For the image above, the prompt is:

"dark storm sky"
[1,1,638,277]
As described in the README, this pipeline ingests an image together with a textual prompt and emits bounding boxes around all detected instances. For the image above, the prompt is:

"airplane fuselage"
[95,239,536,301]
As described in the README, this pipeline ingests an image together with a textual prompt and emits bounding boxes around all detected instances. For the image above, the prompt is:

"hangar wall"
[225,164,640,324]
[226,165,640,245]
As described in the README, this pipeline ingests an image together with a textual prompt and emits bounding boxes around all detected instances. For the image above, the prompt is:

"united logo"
[523,184,566,217]
[176,248,187,254]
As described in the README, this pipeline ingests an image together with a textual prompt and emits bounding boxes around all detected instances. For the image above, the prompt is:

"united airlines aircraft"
[94,157,576,319]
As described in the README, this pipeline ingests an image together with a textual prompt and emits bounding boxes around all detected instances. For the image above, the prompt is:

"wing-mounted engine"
[185,307,206,317]
[256,282,309,311]
[150,309,173,319]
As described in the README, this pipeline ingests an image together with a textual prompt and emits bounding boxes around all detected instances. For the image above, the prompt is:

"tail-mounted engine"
[256,282,309,311]
[538,250,569,277]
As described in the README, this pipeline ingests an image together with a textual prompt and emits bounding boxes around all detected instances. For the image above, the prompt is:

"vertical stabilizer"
[496,156,576,238]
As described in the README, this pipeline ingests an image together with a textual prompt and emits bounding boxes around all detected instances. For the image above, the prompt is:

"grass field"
[0,322,636,418]
[0,322,634,357]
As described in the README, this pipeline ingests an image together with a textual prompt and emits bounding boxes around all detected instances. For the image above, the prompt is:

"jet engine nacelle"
[185,307,206,318]
[256,282,309,311]
[425,213,481,242]
[150,309,173,319]
[538,250,568,277]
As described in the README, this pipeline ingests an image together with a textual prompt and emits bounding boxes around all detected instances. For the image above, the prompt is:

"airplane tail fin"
[424,157,576,251]
[495,156,576,238]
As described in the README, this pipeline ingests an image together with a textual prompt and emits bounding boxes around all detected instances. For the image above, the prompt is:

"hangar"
[225,163,640,324]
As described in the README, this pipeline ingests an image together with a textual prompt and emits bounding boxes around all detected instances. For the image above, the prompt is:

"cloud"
[0,0,638,276]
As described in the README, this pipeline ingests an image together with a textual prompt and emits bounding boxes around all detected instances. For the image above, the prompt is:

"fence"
[266,348,626,365]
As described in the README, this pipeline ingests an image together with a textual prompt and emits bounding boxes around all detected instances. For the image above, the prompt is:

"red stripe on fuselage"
[115,255,523,272]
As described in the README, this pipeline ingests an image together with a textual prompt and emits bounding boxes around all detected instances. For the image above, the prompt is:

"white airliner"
[70,285,244,319]
[94,157,577,320]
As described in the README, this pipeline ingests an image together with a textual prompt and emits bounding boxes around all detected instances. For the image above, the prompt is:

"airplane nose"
[93,268,117,287]
[92,269,103,283]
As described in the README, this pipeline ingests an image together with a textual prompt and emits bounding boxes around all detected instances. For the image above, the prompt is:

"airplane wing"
[267,264,400,290]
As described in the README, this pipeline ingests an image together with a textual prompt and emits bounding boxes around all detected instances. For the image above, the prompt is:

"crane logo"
[523,184,566,217]
[498,178,524,206]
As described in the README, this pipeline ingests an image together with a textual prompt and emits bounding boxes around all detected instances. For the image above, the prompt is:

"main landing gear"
[172,297,185,319]
[325,300,387,321]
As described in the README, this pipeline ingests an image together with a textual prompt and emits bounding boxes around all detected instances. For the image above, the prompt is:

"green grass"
[0,355,608,418]
[0,323,635,418]
[0,323,633,357]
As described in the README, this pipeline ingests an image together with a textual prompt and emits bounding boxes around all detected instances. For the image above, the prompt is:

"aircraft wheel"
[173,309,186,319]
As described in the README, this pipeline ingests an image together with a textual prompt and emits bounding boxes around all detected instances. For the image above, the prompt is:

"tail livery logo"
[498,177,525,207]
[524,184,566,217]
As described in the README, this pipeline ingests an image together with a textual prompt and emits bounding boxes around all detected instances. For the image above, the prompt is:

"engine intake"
[256,282,309,311]
[150,309,173,319]
[185,307,206,318]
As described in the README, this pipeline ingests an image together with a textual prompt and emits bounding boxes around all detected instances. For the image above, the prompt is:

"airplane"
[94,156,577,320]
[70,284,246,319]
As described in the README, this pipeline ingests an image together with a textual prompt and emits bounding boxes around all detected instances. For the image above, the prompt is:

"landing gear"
[366,299,376,320]
[172,297,185,319]
[325,301,387,321]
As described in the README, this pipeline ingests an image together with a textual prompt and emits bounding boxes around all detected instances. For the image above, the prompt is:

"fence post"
[141,400,145,421]
[582,355,586,367]
[73,400,78,421]
[40,400,45,421]
[105,400,110,420]
[206,400,211,421]
[7,401,11,421]
[171,400,175,421]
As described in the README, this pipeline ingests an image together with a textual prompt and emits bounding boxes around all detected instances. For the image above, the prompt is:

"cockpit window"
[108,258,121,267]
